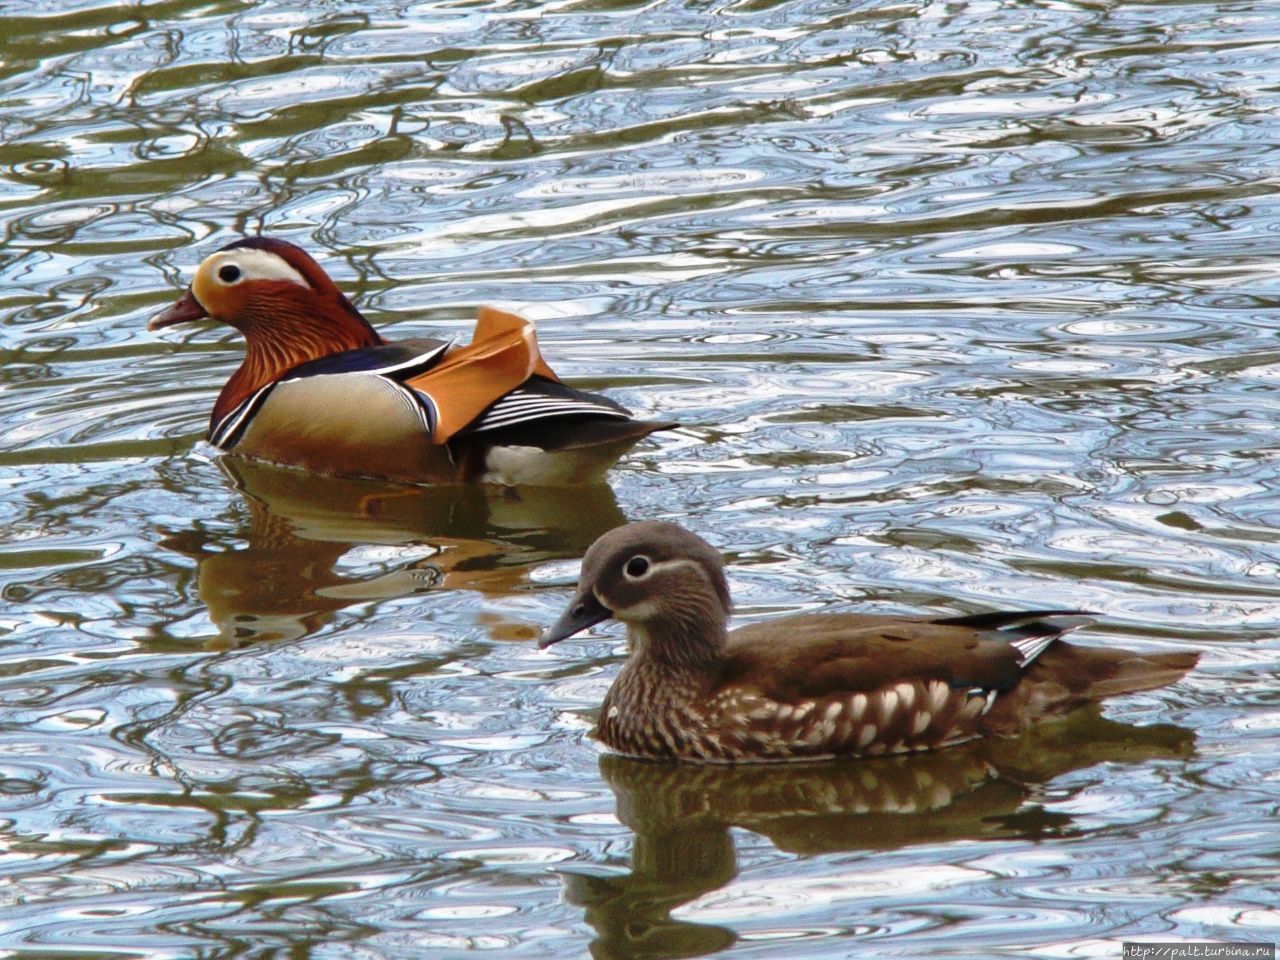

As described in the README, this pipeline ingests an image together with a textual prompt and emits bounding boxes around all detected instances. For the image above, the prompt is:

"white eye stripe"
[600,557,710,613]
[641,558,702,579]
[203,249,310,289]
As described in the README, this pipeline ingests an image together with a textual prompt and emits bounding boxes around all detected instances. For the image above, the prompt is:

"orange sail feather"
[409,308,560,442]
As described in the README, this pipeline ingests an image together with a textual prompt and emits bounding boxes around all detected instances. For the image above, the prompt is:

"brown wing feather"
[405,308,559,443]
[721,613,1033,702]
[721,612,1196,736]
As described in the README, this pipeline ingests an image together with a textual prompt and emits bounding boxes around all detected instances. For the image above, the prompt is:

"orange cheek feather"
[191,267,230,319]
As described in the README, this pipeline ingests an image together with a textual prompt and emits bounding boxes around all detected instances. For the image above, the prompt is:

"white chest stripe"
[210,382,276,449]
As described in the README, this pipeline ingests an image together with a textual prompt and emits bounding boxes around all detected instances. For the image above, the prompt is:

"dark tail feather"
[541,418,677,452]
[1074,649,1200,699]
[983,643,1199,734]
[477,416,677,452]
[935,609,1095,633]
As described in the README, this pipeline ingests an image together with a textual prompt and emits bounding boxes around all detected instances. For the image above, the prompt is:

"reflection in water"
[1,0,1272,951]
[568,713,1194,960]
[159,457,626,646]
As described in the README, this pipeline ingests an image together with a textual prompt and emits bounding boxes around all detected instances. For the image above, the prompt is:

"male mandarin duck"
[541,521,1199,763]
[149,237,674,485]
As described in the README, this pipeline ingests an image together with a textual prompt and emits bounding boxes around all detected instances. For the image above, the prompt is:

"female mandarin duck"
[542,522,1199,763]
[149,237,674,485]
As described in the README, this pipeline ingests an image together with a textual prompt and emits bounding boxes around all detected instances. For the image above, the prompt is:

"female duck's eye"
[218,264,242,283]
[624,556,650,579]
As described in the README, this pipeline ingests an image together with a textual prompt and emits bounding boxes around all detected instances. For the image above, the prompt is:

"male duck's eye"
[624,556,650,579]
[218,264,242,284]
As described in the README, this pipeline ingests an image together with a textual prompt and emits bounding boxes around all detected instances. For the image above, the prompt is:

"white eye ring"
[624,555,651,579]
[199,248,310,290]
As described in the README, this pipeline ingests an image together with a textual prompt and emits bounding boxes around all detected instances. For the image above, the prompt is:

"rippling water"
[3,0,1279,955]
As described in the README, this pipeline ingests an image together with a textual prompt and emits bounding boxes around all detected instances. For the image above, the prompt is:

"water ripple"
[0,0,1276,955]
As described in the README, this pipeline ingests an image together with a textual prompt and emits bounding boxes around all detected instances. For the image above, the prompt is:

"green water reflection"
[161,458,627,646]
[572,713,1195,959]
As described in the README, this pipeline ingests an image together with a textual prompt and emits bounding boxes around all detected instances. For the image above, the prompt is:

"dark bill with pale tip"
[148,289,208,331]
[540,592,612,648]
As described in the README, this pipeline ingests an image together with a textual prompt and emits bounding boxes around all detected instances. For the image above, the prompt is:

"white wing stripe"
[1009,634,1057,668]
[480,400,625,419]
[473,410,628,431]
[276,342,453,385]
[471,404,629,432]
[480,395,624,414]
[477,410,628,430]
[484,399,617,415]
[367,340,452,376]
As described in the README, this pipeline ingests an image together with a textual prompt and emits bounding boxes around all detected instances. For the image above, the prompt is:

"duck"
[149,236,675,485]
[540,521,1199,763]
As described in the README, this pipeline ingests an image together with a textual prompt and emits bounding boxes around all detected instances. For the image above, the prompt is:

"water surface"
[2,0,1278,956]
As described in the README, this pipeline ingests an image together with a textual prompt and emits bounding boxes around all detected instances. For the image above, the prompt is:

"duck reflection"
[564,711,1194,960]
[160,458,626,647]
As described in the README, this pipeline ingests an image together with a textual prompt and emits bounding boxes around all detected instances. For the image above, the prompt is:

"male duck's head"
[149,237,382,353]
[542,521,733,664]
